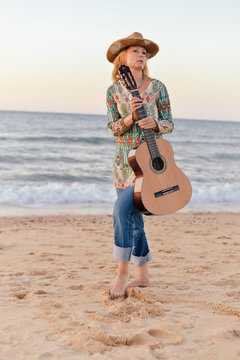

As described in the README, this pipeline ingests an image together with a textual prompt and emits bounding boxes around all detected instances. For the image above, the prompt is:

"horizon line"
[0,108,239,123]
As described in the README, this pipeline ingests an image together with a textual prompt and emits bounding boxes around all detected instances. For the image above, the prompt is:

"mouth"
[137,60,144,64]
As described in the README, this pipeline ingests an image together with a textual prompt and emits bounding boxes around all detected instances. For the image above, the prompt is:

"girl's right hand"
[130,97,143,121]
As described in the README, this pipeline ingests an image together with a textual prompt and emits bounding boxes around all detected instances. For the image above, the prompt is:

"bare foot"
[109,274,129,299]
[127,278,150,288]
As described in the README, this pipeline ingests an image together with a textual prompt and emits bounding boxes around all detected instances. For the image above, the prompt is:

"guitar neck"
[131,89,160,160]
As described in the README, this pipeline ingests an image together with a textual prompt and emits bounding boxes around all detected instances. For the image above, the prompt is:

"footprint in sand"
[217,236,232,239]
[126,288,159,304]
[10,272,25,277]
[193,338,215,346]
[45,333,61,342]
[88,312,116,323]
[213,327,240,340]
[58,244,74,248]
[14,290,47,299]
[227,291,240,298]
[34,290,48,295]
[38,352,56,359]
[73,324,147,350]
[27,269,48,276]
[68,284,85,290]
[40,257,55,262]
[103,288,165,322]
[0,243,17,250]
[232,329,240,337]
[14,291,29,300]
[213,279,240,287]
[175,284,191,290]
[147,329,183,348]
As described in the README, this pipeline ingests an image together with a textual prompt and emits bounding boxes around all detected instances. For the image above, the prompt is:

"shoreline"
[0,205,114,217]
[0,204,239,217]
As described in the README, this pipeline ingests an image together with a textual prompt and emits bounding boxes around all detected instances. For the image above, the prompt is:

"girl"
[106,32,174,299]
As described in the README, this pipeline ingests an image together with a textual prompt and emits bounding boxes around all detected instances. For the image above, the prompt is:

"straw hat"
[106,32,159,63]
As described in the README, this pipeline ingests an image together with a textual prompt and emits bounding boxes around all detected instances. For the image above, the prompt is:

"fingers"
[131,104,142,113]
[130,97,142,108]
[136,117,156,129]
[130,99,142,117]
[131,96,142,103]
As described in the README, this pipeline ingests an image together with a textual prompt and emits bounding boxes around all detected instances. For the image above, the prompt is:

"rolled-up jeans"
[113,186,152,265]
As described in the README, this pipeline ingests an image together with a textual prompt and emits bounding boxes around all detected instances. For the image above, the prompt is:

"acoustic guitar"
[118,65,192,215]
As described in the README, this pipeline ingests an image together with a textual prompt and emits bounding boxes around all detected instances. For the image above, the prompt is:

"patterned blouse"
[106,78,174,189]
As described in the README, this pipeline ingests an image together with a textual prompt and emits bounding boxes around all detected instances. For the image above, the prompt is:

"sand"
[0,212,240,359]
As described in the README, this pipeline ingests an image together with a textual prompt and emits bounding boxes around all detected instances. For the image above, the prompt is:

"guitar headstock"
[118,65,137,91]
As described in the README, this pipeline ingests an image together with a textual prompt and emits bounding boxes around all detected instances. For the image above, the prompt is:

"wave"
[191,183,240,203]
[0,182,239,211]
[0,135,113,145]
[0,183,116,207]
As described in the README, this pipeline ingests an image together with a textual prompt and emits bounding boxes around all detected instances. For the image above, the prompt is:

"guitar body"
[128,139,192,215]
[118,64,192,216]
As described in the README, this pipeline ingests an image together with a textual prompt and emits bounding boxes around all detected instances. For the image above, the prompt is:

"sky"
[0,0,239,121]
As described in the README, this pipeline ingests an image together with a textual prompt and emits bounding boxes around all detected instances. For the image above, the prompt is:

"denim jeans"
[112,186,152,265]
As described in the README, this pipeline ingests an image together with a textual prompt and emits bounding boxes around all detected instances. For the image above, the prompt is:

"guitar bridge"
[154,185,180,198]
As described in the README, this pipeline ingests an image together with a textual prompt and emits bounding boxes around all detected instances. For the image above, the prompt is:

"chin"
[132,64,144,70]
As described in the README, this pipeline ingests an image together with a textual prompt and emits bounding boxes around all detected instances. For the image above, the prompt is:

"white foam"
[0,182,239,214]
[191,183,240,204]
[0,182,117,206]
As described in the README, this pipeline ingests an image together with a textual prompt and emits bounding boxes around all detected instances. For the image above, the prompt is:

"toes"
[109,289,119,300]
[109,289,115,300]
[108,289,128,300]
[109,290,119,300]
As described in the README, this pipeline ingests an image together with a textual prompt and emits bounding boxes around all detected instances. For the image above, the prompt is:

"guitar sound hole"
[152,156,165,171]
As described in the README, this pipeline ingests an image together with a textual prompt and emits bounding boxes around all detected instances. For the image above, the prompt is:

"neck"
[130,69,144,85]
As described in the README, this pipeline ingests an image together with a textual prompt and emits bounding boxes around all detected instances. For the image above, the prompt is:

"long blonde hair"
[112,48,149,83]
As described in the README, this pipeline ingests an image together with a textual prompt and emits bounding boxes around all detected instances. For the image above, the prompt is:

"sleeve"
[154,83,174,135]
[106,86,130,137]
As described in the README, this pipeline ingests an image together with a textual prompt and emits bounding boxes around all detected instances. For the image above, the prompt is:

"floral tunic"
[106,78,174,189]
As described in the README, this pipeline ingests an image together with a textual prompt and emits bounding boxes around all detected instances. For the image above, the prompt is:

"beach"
[0,110,239,359]
[1,1,239,357]
[1,211,240,359]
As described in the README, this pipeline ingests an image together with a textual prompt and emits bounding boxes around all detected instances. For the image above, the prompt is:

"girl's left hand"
[136,116,158,130]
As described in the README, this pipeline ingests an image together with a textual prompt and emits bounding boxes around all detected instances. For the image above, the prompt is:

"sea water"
[0,110,239,215]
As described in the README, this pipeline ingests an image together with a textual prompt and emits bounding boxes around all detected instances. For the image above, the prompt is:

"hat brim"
[106,37,159,63]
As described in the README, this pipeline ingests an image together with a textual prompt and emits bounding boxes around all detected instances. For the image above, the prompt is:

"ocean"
[0,110,239,216]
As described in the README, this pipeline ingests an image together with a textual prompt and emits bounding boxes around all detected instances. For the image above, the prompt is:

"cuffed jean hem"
[113,244,132,262]
[131,251,152,265]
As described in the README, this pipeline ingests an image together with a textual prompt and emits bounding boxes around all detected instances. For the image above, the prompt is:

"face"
[125,46,147,71]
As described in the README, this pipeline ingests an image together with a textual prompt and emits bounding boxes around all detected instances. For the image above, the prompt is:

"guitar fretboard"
[131,89,160,161]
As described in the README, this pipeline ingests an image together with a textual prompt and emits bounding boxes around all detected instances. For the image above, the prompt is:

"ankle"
[137,264,148,278]
[117,271,128,277]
